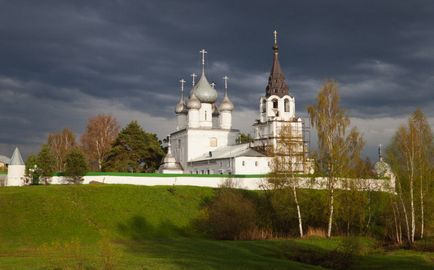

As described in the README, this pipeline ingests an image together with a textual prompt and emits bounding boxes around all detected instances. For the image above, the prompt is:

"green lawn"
[0,185,432,269]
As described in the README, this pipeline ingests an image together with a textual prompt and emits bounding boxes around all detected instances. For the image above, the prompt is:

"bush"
[64,148,88,184]
[206,189,258,240]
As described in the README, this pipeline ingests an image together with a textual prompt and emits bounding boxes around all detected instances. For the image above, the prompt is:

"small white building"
[6,147,25,186]
[161,32,311,175]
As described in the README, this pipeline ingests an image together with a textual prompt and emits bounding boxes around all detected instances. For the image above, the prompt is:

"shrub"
[206,189,258,240]
[64,148,88,184]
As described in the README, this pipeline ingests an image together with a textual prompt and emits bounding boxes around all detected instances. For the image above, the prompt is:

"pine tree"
[102,121,164,172]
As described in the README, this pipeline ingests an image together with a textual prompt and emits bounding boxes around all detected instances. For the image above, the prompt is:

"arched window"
[284,99,290,112]
[205,110,207,121]
[272,99,278,109]
[261,99,266,113]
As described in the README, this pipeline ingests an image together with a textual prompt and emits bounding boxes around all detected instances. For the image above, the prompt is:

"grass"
[0,185,432,269]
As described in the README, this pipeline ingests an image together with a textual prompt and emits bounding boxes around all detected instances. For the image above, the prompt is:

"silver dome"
[219,93,234,111]
[187,92,201,109]
[191,74,218,103]
[175,97,187,114]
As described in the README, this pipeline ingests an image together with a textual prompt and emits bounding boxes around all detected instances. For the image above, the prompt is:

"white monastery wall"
[46,174,395,193]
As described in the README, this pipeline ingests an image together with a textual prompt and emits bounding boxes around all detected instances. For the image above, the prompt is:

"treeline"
[200,80,433,247]
[26,116,164,184]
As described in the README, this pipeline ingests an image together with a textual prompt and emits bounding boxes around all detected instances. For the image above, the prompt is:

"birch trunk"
[292,185,304,238]
[420,175,424,239]
[327,182,334,238]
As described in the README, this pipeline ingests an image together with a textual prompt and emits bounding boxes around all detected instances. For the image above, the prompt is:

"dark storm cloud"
[0,0,433,158]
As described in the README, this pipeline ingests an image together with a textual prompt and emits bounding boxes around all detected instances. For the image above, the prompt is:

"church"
[159,32,312,175]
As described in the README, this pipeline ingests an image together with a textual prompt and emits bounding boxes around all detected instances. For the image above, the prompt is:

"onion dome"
[212,103,220,116]
[190,49,218,103]
[175,79,188,114]
[175,99,187,114]
[192,73,218,103]
[219,94,234,111]
[219,75,234,111]
[187,92,201,109]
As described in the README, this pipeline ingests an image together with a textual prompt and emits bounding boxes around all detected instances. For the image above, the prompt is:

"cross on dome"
[179,79,186,92]
[200,49,207,74]
[223,76,229,92]
[191,73,197,86]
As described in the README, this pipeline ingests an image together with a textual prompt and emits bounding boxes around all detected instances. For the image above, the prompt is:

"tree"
[102,121,164,172]
[307,80,365,238]
[25,154,40,185]
[267,124,305,237]
[64,148,88,184]
[47,128,76,172]
[238,133,254,144]
[386,109,433,244]
[37,144,56,184]
[81,114,120,171]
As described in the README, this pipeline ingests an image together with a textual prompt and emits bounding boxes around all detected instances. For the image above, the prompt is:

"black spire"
[265,31,289,98]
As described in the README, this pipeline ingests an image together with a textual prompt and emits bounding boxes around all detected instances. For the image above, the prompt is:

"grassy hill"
[0,185,433,270]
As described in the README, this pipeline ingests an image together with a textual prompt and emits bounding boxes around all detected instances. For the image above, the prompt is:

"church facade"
[159,32,311,175]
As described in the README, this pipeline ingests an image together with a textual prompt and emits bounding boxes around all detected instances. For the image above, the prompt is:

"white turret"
[219,76,234,129]
[6,147,25,186]
[175,79,188,130]
[158,136,183,173]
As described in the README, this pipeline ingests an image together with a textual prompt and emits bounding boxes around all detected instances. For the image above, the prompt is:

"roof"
[190,143,266,162]
[265,41,289,98]
[10,147,24,165]
[0,155,10,164]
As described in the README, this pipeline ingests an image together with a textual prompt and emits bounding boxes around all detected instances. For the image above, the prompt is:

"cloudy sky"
[1,0,433,160]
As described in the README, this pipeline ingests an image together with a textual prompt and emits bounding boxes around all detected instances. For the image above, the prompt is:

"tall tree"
[387,109,433,243]
[268,124,305,237]
[81,114,120,171]
[307,80,365,238]
[47,128,76,172]
[102,121,164,172]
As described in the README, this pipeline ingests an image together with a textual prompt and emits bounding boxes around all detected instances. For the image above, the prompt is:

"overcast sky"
[1,0,433,160]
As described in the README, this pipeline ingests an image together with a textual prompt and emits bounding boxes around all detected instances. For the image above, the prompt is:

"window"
[242,161,245,166]
[207,170,210,174]
[261,99,266,113]
[272,99,278,109]
[205,111,207,121]
[255,161,258,167]
[209,137,217,147]
[284,99,290,112]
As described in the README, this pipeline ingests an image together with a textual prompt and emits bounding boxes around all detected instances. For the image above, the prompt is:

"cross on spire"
[223,76,229,95]
[191,73,197,86]
[273,30,278,45]
[199,49,207,74]
[167,134,172,154]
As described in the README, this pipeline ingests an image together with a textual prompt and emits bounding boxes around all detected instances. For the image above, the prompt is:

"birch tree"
[307,80,364,238]
[47,128,76,172]
[81,114,120,171]
[268,124,305,237]
[387,109,433,243]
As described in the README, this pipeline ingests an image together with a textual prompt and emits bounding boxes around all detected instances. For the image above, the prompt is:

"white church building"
[159,32,311,175]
